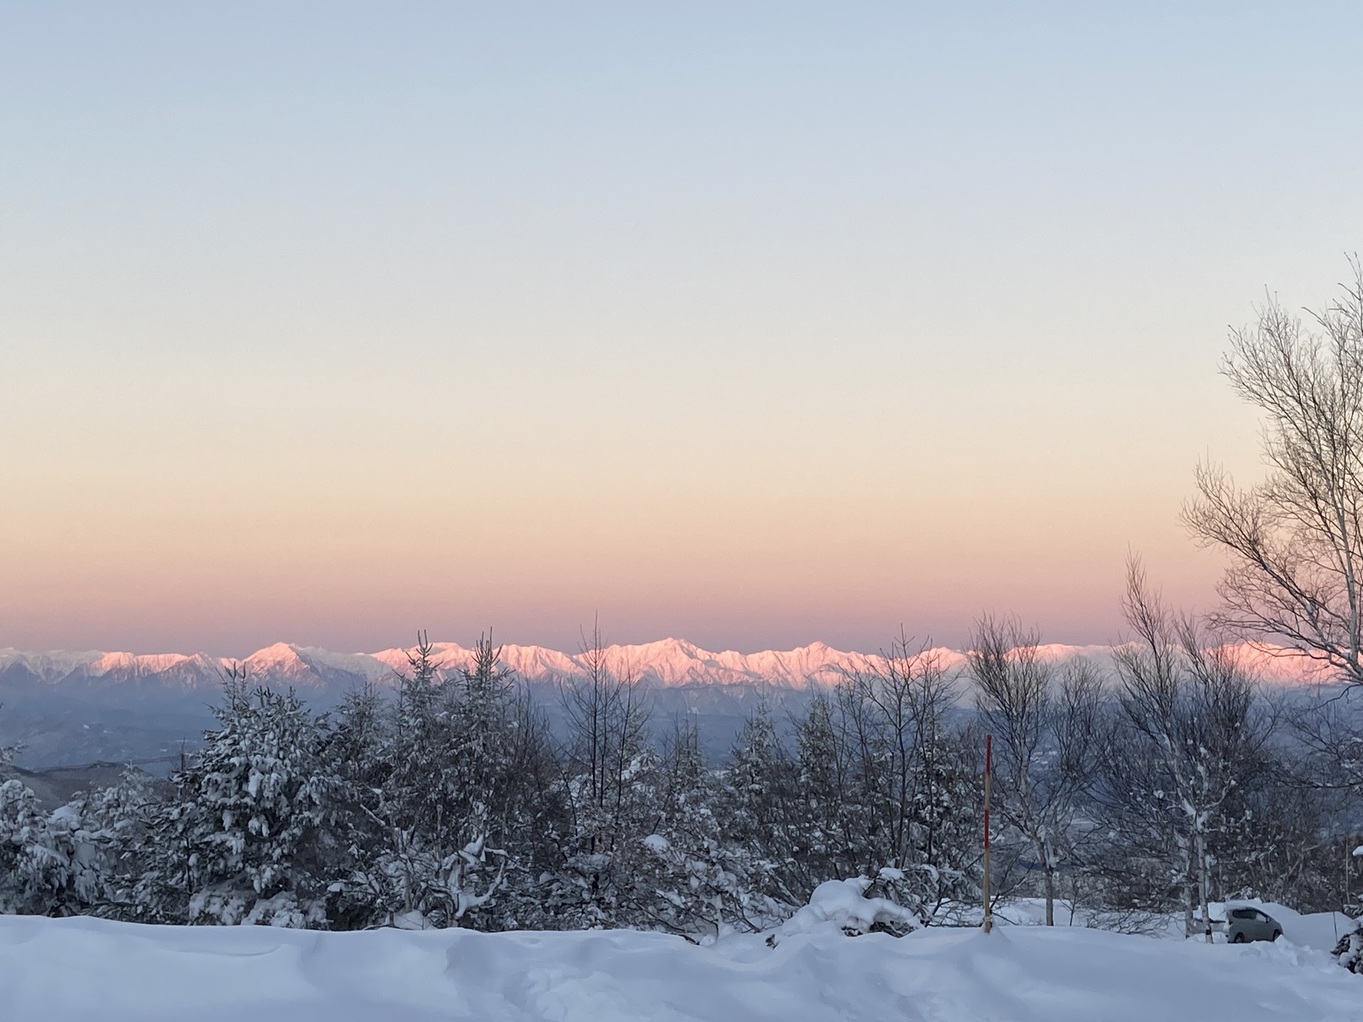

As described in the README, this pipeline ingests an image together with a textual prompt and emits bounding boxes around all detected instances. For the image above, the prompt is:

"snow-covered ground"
[996,896,1358,948]
[3,908,1361,1022]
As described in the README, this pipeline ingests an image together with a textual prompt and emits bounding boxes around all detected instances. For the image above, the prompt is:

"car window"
[1231,909,1251,919]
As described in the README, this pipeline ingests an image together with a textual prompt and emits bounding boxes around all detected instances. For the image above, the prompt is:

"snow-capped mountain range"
[0,637,1341,772]
[0,636,1336,691]
[1,638,917,690]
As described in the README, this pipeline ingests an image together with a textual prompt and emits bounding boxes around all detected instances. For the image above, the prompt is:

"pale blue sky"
[1,3,1360,655]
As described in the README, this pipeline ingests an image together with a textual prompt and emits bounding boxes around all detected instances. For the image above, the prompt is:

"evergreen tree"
[637,720,783,939]
[137,672,338,927]
[338,635,507,929]
[0,779,60,914]
[0,773,145,917]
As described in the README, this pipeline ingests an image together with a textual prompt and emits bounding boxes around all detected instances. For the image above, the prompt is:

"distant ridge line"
[0,638,1339,690]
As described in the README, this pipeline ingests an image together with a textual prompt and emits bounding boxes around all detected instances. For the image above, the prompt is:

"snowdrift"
[2,912,1360,1022]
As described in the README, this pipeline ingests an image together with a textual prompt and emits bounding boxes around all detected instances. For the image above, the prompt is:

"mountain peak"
[242,642,304,666]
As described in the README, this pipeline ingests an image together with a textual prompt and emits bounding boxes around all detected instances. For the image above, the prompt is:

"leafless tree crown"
[1186,258,1363,683]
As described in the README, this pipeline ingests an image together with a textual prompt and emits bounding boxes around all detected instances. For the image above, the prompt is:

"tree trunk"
[1196,828,1213,943]
[1044,865,1055,926]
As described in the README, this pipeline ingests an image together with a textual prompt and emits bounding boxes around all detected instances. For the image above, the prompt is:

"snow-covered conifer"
[335,634,512,930]
[637,721,786,939]
[138,672,337,926]
[0,779,58,913]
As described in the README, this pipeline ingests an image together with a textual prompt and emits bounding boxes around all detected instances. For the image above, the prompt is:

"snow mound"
[2,913,1361,1022]
[771,876,920,941]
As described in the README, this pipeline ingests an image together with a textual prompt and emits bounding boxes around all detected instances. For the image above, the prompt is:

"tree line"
[0,598,1358,939]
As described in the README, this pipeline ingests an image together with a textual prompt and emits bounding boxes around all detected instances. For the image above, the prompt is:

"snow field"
[996,896,1359,949]
[3,911,1361,1022]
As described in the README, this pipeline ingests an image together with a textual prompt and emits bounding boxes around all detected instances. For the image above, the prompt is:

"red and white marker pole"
[982,733,993,934]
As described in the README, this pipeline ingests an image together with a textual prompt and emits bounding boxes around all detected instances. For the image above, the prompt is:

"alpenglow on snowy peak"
[0,637,1333,691]
[0,637,1339,772]
[0,638,912,690]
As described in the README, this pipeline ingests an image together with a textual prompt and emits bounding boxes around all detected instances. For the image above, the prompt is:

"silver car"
[1226,906,1283,943]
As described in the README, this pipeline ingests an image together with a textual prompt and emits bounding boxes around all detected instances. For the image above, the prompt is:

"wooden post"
[1346,835,1352,916]
[983,733,993,934]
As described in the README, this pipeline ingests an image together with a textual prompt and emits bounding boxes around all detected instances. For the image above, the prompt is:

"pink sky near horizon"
[2,5,1358,658]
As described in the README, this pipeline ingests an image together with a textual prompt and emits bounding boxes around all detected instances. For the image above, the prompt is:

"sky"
[1,2,1361,657]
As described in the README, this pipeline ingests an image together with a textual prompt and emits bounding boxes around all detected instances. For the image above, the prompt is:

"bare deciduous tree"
[831,634,982,922]
[555,620,655,925]
[968,616,1099,926]
[1107,561,1274,941]
[1186,259,1363,683]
